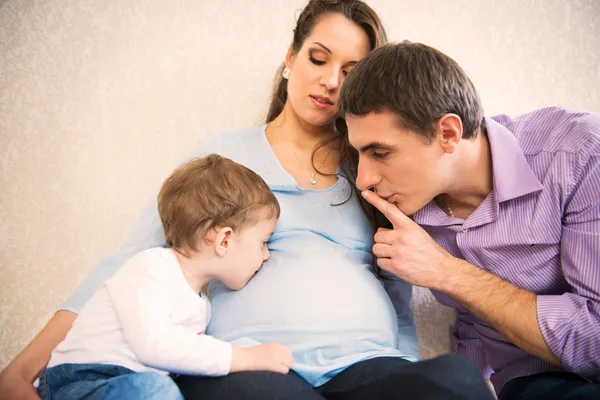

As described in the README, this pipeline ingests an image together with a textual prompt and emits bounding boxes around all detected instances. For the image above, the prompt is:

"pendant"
[310,173,317,185]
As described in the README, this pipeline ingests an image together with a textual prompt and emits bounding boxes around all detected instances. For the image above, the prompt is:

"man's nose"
[356,158,380,191]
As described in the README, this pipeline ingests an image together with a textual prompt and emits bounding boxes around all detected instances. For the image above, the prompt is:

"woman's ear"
[437,113,463,155]
[214,227,233,257]
[285,44,295,70]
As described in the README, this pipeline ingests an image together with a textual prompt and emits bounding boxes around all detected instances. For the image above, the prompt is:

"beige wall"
[1,0,599,369]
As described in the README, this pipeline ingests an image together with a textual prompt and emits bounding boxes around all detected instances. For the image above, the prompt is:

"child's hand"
[230,343,294,374]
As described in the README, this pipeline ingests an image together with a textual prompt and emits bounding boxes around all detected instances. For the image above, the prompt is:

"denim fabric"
[37,363,183,400]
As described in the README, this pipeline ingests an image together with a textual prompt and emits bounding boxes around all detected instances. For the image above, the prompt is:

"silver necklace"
[278,129,332,185]
[445,197,455,218]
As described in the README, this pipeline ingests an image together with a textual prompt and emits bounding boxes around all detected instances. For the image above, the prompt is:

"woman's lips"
[310,95,334,110]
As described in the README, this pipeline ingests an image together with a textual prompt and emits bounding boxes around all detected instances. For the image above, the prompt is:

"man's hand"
[362,190,561,367]
[362,190,456,290]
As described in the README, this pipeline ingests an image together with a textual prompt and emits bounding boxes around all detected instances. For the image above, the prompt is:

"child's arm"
[106,259,292,376]
[106,262,231,376]
[230,343,293,374]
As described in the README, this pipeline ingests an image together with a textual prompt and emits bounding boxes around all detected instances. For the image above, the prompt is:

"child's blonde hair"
[158,154,279,251]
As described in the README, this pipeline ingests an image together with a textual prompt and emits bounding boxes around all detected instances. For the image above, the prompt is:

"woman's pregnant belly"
[206,238,410,386]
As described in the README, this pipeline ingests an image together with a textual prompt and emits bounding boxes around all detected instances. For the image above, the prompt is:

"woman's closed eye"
[309,54,326,66]
[308,48,328,66]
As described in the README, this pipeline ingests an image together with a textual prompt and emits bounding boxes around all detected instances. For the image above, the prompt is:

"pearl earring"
[282,67,290,79]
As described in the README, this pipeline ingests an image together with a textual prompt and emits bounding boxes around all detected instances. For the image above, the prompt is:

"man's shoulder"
[490,107,600,157]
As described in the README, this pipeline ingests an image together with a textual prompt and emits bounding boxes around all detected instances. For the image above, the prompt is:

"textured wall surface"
[1,0,599,368]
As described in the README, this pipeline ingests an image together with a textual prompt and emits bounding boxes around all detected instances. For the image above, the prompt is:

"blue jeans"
[37,363,183,400]
[499,371,600,400]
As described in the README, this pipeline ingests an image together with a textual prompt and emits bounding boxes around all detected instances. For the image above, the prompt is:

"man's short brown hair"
[339,41,484,140]
[158,154,280,251]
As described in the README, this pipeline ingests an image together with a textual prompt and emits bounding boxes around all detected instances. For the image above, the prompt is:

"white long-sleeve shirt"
[48,247,232,376]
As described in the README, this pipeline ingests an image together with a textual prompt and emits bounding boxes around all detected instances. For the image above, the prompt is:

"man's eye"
[373,152,390,159]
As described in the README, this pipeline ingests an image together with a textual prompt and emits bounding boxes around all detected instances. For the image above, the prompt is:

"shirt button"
[461,227,469,233]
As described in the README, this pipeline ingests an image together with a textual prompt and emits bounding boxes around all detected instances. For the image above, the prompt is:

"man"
[339,41,599,399]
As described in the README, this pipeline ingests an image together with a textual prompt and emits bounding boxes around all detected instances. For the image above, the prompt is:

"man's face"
[346,111,447,216]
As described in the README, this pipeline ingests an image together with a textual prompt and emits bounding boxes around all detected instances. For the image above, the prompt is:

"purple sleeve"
[537,150,600,377]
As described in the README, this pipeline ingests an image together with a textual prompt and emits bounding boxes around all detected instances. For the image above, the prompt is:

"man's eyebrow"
[359,142,396,153]
[312,42,332,54]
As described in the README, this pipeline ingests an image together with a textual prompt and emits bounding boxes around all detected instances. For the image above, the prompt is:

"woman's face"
[285,13,371,127]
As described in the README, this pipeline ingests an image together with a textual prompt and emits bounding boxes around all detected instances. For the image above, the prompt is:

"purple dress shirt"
[412,107,600,392]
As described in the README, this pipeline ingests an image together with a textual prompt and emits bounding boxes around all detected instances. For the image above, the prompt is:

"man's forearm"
[439,258,560,366]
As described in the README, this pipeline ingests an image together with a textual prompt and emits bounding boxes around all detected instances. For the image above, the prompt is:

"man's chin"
[395,202,421,217]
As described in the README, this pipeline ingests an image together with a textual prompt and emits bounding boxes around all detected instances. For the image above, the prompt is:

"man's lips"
[380,194,399,204]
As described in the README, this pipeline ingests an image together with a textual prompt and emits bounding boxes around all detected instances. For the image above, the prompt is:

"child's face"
[219,216,277,291]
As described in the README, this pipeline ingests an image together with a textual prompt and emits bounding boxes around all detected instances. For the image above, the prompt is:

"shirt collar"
[485,117,543,203]
[413,117,543,225]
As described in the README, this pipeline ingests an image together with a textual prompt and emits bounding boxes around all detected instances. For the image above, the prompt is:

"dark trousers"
[174,354,495,400]
[499,371,600,400]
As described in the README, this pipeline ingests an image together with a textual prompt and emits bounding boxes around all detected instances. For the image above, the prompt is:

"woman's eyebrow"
[311,42,332,54]
[311,42,359,66]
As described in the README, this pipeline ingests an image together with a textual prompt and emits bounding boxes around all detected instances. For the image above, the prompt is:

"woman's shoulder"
[188,125,267,158]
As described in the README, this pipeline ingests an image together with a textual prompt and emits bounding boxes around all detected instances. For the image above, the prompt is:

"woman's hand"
[0,371,40,400]
[484,379,497,399]
[0,310,77,400]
